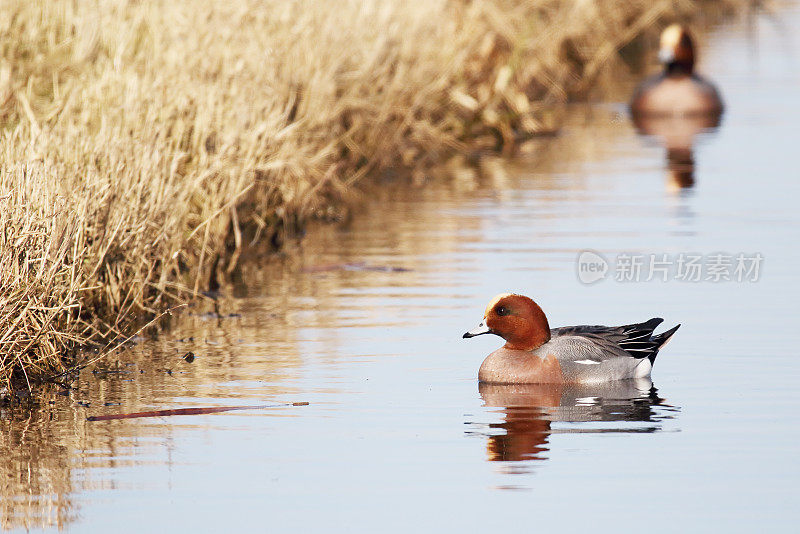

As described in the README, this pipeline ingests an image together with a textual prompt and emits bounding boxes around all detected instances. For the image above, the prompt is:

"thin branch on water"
[86,402,310,422]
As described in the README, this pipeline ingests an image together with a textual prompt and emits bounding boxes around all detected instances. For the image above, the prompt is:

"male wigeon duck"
[630,24,724,118]
[630,25,724,190]
[463,293,680,384]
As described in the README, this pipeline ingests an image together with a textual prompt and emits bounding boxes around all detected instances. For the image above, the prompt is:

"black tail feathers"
[648,324,681,364]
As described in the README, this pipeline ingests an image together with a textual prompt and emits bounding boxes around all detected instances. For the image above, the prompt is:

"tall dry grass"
[0,0,738,392]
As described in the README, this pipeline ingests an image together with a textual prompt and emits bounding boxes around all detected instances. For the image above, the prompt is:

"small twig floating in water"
[86,401,309,422]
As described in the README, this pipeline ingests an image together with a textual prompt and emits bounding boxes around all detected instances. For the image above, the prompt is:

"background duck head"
[659,24,696,75]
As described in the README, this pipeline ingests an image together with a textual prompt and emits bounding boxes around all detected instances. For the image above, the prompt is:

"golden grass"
[0,0,738,392]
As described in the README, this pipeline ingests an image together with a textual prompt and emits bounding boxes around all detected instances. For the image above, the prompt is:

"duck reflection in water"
[630,24,723,190]
[473,378,674,463]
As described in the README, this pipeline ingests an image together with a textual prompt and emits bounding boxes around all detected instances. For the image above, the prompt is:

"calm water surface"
[4,6,800,532]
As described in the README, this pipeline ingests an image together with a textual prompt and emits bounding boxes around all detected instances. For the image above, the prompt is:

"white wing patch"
[574,359,601,365]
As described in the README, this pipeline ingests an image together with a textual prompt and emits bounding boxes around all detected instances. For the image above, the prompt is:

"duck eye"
[497,306,509,316]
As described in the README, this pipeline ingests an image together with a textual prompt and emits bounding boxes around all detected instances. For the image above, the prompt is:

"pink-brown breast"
[478,348,564,384]
[632,76,723,119]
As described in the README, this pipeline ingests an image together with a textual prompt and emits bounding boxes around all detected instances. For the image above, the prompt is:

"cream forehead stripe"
[484,292,514,316]
[660,24,683,49]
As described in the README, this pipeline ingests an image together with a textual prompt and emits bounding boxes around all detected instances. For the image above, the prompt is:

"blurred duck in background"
[630,24,724,190]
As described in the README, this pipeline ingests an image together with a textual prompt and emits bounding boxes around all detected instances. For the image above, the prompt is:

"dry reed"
[0,0,738,392]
